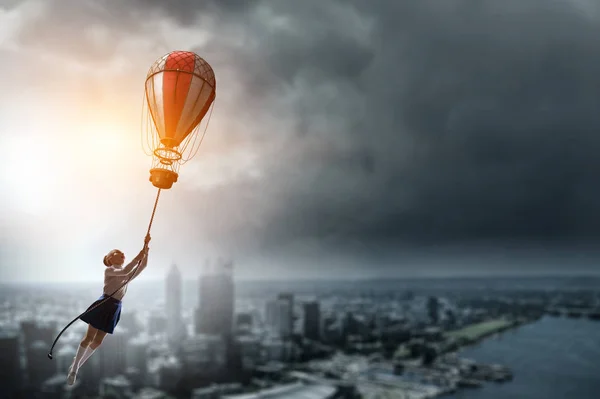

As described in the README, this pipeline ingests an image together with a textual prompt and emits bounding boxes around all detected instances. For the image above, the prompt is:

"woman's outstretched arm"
[128,249,149,282]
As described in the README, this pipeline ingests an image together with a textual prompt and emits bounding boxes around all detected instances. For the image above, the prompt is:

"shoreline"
[431,317,539,398]
[343,318,537,398]
[410,317,538,398]
[441,316,536,354]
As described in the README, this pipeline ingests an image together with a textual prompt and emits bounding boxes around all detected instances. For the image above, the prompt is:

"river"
[443,316,600,399]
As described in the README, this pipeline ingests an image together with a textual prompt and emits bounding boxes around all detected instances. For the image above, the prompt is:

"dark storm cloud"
[129,0,260,24]
[121,0,600,255]
[18,0,600,258]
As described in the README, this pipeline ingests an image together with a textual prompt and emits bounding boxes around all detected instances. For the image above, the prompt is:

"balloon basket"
[149,168,178,189]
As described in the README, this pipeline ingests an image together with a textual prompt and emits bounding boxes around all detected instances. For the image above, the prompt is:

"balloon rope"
[146,187,162,238]
[48,188,162,359]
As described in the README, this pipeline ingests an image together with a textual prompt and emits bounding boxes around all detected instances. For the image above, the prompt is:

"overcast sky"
[1,0,600,282]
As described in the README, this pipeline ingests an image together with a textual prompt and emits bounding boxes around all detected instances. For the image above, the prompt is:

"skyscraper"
[99,329,127,377]
[126,335,150,378]
[180,335,226,374]
[195,258,235,338]
[277,293,294,337]
[427,296,440,325]
[265,298,292,338]
[303,301,321,341]
[0,329,21,397]
[56,344,77,374]
[166,263,185,344]
[21,320,56,388]
[28,340,55,389]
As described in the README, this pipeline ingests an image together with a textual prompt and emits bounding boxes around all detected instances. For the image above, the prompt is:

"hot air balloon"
[142,50,217,189]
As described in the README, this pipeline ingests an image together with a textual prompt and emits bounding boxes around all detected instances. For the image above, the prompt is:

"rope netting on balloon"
[140,89,157,157]
[140,86,216,171]
[179,101,215,164]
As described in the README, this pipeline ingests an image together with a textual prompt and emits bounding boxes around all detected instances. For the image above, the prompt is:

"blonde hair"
[103,249,122,266]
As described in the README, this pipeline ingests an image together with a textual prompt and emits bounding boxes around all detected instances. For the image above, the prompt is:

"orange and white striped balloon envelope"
[145,51,216,149]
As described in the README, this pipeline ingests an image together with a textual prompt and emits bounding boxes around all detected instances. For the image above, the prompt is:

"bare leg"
[90,330,108,349]
[81,325,98,347]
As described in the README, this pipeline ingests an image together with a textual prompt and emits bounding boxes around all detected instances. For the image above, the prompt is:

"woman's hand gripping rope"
[143,233,151,252]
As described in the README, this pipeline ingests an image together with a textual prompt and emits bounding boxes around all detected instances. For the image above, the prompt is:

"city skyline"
[3,0,600,283]
[1,255,598,398]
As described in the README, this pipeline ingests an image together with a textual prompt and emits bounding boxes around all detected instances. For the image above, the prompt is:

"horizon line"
[3,272,600,285]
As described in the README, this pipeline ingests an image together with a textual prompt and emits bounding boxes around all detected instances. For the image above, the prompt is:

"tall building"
[277,293,294,335]
[119,311,142,337]
[56,344,77,374]
[21,320,56,387]
[236,312,253,329]
[179,335,226,375]
[147,356,182,392]
[427,296,440,325]
[236,336,261,369]
[99,329,127,377]
[28,340,56,389]
[265,298,292,338]
[166,264,185,344]
[303,301,321,341]
[195,258,235,338]
[126,335,149,377]
[21,320,55,348]
[265,293,294,339]
[0,329,22,396]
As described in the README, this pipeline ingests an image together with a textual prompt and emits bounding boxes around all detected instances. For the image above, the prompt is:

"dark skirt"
[79,294,122,334]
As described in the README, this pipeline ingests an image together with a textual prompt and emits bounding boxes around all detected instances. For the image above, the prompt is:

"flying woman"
[67,235,151,385]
